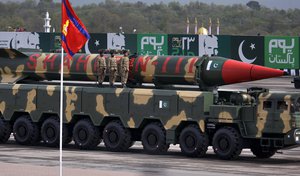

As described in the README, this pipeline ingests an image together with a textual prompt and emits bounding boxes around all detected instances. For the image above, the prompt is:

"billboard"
[198,35,231,58]
[264,36,299,69]
[0,32,40,50]
[137,34,168,55]
[83,33,107,54]
[107,33,137,54]
[231,36,264,66]
[124,34,137,54]
[168,34,198,56]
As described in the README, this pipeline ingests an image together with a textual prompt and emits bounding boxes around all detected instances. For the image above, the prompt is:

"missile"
[0,49,285,90]
[0,49,104,83]
[130,55,285,90]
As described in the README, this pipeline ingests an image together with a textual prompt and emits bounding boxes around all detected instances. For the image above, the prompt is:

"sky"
[64,0,299,10]
[2,0,300,10]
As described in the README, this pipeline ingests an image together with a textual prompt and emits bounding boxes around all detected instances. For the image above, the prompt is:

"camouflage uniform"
[120,55,129,87]
[108,54,118,87]
[97,55,106,86]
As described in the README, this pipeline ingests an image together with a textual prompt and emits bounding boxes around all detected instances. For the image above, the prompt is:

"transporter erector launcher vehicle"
[0,49,285,90]
[0,48,299,160]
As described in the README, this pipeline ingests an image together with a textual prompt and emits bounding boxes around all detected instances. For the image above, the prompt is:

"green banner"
[125,34,137,54]
[264,36,299,69]
[137,34,168,55]
[217,35,231,58]
[168,34,198,56]
[38,33,51,52]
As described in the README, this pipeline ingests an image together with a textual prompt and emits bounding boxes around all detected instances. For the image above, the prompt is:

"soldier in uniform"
[107,50,118,87]
[120,50,130,88]
[97,50,106,87]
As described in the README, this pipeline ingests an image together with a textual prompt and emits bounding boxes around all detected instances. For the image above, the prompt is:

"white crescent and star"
[95,40,100,46]
[238,40,257,64]
[84,39,101,54]
[213,63,218,68]
[84,39,91,54]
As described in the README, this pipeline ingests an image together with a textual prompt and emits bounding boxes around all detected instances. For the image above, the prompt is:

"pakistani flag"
[231,36,264,66]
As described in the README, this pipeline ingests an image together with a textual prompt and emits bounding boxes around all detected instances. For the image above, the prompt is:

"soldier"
[120,50,130,88]
[97,50,106,87]
[107,50,118,87]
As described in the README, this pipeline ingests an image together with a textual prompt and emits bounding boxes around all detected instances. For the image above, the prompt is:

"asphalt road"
[0,140,300,176]
[0,77,299,176]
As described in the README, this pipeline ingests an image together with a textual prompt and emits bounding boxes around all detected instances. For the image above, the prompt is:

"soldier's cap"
[123,50,128,54]
[110,50,115,55]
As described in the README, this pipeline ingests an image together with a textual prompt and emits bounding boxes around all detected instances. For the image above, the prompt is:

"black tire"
[13,116,40,145]
[103,120,132,152]
[41,117,73,147]
[250,142,276,159]
[141,122,169,154]
[212,127,243,160]
[0,117,12,144]
[179,124,208,157]
[73,119,101,150]
[41,117,59,147]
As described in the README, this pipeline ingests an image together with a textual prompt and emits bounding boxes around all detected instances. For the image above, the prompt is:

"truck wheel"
[212,127,243,160]
[13,115,40,145]
[141,122,169,154]
[41,117,72,147]
[103,120,132,152]
[41,117,60,147]
[250,144,276,159]
[0,117,12,144]
[179,124,208,157]
[73,119,101,150]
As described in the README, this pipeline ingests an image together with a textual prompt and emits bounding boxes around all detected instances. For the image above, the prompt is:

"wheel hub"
[18,125,26,137]
[219,137,229,151]
[46,126,55,138]
[108,131,118,143]
[148,133,157,146]
[185,135,196,148]
[78,129,87,141]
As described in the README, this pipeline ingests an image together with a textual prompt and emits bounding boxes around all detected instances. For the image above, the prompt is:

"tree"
[247,1,261,10]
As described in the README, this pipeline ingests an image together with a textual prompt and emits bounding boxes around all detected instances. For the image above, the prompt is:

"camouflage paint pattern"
[208,91,300,144]
[0,83,299,147]
[0,49,124,83]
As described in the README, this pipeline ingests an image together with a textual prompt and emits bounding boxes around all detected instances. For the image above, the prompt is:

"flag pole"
[60,47,64,176]
[60,2,89,174]
[60,1,64,175]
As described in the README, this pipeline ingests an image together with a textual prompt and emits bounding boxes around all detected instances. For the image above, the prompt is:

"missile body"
[0,49,285,90]
[0,49,105,83]
[130,55,285,89]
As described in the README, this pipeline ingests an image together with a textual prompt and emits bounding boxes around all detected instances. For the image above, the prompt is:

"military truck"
[0,84,299,160]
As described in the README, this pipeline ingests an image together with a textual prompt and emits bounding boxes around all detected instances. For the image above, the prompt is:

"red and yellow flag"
[61,0,90,56]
